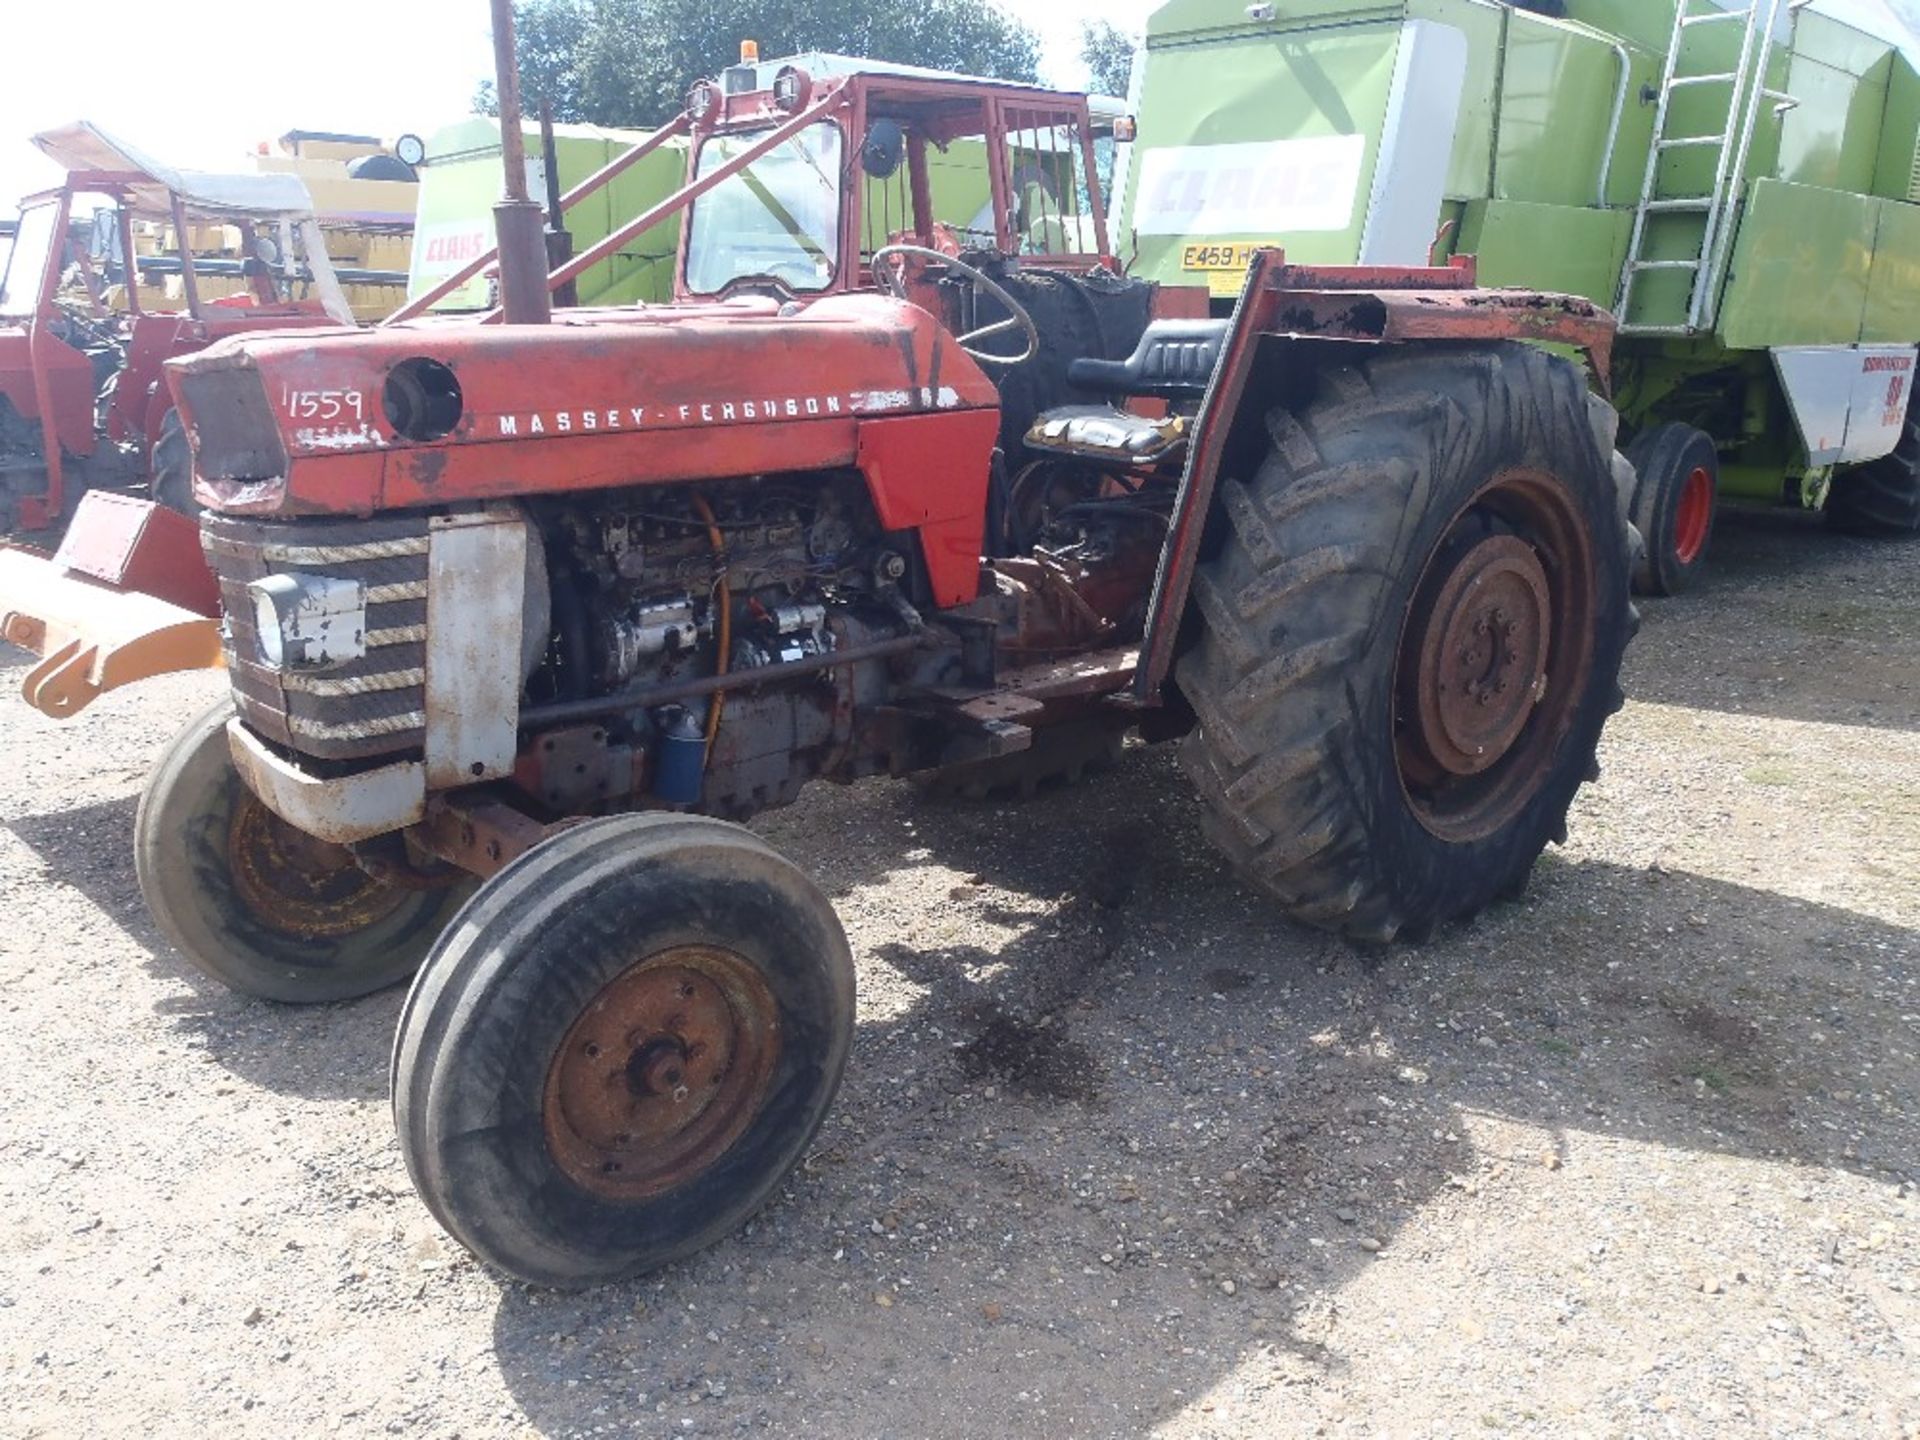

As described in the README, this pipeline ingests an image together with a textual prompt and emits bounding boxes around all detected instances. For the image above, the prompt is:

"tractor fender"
[1132,248,1619,704]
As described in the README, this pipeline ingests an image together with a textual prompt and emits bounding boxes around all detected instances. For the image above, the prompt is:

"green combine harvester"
[1116,0,1920,590]
[406,116,688,311]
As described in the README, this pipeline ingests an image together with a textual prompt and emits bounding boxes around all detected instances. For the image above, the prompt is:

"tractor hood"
[166,292,1000,517]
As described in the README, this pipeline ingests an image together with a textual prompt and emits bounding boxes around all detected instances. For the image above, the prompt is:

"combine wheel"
[1827,384,1920,535]
[1175,343,1633,944]
[150,407,198,517]
[392,814,854,1287]
[135,701,468,1002]
[1626,422,1718,595]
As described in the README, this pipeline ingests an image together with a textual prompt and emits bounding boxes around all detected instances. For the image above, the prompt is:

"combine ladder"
[1617,0,1793,336]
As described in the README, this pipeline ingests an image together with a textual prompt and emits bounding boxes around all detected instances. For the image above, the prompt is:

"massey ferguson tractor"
[2,122,356,532]
[0,126,359,714]
[123,29,1636,1287]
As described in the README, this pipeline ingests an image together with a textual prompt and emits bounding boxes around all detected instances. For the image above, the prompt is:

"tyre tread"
[1175,343,1634,941]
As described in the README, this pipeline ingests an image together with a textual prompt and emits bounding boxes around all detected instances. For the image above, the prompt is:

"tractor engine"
[542,477,897,697]
[200,472,936,824]
[526,475,927,816]
[533,480,906,698]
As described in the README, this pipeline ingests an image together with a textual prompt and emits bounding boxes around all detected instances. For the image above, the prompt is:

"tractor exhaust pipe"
[489,0,552,324]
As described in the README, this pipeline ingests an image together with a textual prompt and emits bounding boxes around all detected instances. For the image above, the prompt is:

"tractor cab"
[669,62,1211,486]
[0,124,360,718]
[395,58,1157,373]
[673,61,1117,302]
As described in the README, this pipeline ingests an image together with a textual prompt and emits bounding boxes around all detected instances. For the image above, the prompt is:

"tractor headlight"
[247,573,366,670]
[772,66,812,112]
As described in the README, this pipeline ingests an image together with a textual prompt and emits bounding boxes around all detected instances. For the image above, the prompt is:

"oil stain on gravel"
[956,1003,1100,1101]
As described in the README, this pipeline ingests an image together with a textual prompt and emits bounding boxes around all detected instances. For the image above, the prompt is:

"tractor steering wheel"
[870,244,1039,368]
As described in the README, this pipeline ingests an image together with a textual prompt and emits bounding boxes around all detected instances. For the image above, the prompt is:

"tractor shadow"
[486,742,1917,1437]
[1627,506,1920,732]
[3,791,405,1102]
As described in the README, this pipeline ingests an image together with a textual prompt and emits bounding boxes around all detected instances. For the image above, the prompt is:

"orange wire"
[690,493,729,764]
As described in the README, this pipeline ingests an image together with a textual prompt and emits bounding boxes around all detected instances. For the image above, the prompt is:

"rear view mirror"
[861,119,906,179]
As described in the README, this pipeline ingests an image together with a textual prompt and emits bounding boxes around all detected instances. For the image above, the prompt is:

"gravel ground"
[1,508,1915,1439]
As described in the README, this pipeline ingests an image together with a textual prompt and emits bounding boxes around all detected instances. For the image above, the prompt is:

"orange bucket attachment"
[0,493,223,719]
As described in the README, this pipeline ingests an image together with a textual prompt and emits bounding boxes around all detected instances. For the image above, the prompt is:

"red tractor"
[135,46,1634,1287]
[0,123,356,714]
[1,122,354,532]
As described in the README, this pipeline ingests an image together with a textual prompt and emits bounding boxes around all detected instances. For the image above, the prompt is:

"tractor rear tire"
[1175,343,1633,944]
[1827,397,1920,536]
[392,814,854,1288]
[151,407,198,517]
[1627,422,1718,595]
[135,700,470,1003]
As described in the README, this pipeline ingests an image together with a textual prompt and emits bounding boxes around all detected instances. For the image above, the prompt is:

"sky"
[0,0,1152,209]
[2,0,1915,210]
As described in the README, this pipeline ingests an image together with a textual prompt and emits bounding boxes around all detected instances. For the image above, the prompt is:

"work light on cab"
[772,66,811,112]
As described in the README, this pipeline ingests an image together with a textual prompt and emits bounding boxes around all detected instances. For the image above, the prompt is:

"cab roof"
[31,120,318,220]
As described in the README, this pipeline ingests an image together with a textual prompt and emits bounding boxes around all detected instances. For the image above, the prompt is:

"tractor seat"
[1065,319,1231,398]
[1025,406,1188,466]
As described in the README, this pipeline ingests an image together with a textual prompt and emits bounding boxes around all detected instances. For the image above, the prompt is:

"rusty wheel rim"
[1394,467,1597,843]
[226,794,411,939]
[543,947,781,1201]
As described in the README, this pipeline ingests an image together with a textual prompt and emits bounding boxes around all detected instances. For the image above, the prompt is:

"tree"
[476,0,1042,128]
[472,0,592,119]
[1078,19,1136,100]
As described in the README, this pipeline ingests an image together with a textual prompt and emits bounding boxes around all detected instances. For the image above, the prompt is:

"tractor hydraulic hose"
[690,493,729,763]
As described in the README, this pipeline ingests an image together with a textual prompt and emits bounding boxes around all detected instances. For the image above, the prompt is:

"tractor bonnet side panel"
[171,294,1003,606]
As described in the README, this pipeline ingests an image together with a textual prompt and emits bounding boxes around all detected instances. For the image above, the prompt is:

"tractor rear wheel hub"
[1405,533,1552,779]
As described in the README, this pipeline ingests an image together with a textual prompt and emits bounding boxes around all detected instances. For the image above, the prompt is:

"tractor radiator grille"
[201,512,430,763]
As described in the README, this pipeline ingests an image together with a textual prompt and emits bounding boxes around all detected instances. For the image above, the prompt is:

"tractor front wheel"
[135,701,469,1002]
[1627,422,1718,595]
[391,814,854,1287]
[1175,343,1633,944]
